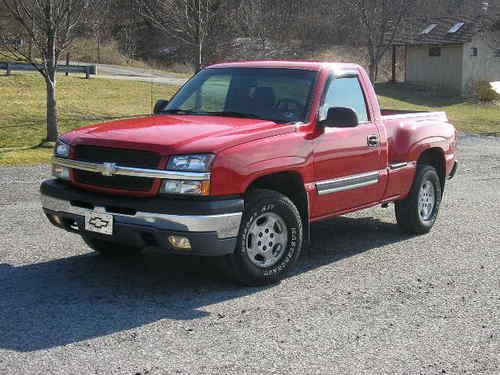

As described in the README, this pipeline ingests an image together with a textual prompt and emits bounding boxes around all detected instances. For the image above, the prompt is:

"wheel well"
[246,172,310,244]
[418,148,446,190]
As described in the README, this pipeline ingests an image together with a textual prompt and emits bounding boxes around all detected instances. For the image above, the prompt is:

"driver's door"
[311,75,385,219]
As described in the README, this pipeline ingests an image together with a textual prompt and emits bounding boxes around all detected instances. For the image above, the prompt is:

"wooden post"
[391,45,397,83]
[65,53,70,76]
[85,66,90,79]
[6,62,11,76]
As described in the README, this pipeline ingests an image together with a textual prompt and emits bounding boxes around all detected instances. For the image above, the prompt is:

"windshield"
[165,68,318,123]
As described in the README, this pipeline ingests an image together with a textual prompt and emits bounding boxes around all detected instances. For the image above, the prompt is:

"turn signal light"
[161,179,210,196]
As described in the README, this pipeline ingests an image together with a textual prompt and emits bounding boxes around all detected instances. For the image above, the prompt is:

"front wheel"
[395,165,442,234]
[222,189,303,286]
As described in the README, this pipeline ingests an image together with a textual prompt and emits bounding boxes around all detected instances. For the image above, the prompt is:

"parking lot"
[0,134,498,374]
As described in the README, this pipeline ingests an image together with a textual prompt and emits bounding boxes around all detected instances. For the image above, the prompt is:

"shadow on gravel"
[0,215,411,352]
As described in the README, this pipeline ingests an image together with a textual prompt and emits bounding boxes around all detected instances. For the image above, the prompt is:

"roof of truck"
[207,60,360,72]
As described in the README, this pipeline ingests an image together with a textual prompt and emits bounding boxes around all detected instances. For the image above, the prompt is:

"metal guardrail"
[0,62,97,78]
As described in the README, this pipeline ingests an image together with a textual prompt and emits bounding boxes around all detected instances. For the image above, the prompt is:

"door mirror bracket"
[153,99,169,114]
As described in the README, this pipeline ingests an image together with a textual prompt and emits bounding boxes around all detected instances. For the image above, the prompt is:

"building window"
[429,47,441,57]
[420,24,438,34]
[471,47,478,57]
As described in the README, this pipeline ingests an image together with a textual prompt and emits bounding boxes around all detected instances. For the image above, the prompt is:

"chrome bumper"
[41,194,242,239]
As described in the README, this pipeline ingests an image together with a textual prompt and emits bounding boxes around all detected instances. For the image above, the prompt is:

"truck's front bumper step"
[41,179,243,256]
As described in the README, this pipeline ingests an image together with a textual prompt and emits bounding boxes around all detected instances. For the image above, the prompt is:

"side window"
[321,76,370,123]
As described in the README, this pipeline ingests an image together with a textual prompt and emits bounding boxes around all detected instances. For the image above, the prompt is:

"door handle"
[367,135,379,147]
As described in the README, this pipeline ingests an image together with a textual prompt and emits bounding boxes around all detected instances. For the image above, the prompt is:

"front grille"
[73,146,161,192]
[74,146,161,168]
[74,170,155,191]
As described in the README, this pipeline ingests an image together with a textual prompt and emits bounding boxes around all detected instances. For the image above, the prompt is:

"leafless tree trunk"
[341,0,408,82]
[137,0,223,72]
[238,0,268,51]
[0,0,91,142]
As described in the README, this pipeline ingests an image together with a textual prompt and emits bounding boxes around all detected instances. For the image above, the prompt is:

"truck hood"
[63,115,296,154]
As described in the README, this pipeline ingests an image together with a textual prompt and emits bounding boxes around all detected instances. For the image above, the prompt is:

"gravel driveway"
[0,135,498,374]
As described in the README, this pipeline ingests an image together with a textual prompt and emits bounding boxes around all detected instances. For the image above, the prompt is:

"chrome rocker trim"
[316,171,380,195]
[52,157,211,181]
[41,194,242,239]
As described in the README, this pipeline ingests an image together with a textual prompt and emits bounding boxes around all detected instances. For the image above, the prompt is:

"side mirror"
[319,107,359,128]
[153,99,169,114]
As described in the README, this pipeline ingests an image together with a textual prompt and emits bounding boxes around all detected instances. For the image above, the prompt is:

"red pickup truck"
[41,61,458,285]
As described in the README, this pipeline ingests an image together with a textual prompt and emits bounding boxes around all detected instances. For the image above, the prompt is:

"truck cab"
[41,61,458,285]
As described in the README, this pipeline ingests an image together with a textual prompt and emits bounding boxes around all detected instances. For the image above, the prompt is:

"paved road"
[95,64,189,86]
[0,135,498,374]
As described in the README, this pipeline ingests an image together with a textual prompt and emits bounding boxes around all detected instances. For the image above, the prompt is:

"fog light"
[52,164,71,180]
[50,214,63,227]
[168,235,192,250]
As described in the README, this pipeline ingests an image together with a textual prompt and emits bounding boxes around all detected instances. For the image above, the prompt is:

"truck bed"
[381,109,448,122]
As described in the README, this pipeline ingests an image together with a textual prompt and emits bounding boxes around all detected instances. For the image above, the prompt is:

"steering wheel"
[274,98,304,121]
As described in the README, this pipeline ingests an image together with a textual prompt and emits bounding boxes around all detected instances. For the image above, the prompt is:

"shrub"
[473,81,500,102]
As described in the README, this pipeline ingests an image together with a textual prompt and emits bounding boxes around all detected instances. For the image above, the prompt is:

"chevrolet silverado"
[41,61,458,285]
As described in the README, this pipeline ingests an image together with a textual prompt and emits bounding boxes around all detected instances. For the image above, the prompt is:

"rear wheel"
[82,235,143,257]
[395,165,442,234]
[222,189,303,286]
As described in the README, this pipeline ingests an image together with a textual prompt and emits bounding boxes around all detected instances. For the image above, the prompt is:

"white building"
[393,16,500,96]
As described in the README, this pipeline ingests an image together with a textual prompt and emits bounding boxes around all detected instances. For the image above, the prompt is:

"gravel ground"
[0,134,498,374]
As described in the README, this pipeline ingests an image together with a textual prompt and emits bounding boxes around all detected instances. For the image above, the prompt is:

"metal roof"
[393,15,498,46]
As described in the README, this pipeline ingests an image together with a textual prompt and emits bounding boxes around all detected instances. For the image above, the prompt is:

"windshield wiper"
[162,109,197,115]
[203,111,266,120]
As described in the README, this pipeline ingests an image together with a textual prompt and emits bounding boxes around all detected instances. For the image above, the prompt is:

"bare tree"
[88,0,111,64]
[238,0,268,50]
[341,0,408,82]
[0,0,92,142]
[137,0,223,72]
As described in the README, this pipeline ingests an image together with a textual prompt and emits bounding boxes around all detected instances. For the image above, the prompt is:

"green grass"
[376,83,500,135]
[0,73,180,166]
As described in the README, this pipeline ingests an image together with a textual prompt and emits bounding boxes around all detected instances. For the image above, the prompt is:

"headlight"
[55,139,70,158]
[167,154,215,172]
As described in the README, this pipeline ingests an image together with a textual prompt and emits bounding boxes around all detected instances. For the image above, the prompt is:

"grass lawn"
[0,73,179,166]
[376,83,500,135]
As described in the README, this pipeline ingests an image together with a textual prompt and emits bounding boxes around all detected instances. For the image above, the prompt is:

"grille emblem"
[101,162,117,176]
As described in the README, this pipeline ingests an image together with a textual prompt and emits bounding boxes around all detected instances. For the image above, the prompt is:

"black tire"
[82,235,143,257]
[221,189,303,286]
[395,165,442,234]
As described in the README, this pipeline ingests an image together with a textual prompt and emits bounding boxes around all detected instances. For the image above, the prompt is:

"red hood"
[63,115,294,154]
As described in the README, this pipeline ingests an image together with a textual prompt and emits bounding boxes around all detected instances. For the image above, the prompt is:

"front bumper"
[40,179,243,256]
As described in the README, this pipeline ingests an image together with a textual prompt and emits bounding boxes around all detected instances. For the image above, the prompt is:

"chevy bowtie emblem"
[101,162,117,176]
[88,217,109,229]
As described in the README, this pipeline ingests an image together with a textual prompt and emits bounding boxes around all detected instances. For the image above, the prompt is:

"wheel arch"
[417,147,446,191]
[245,171,310,245]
